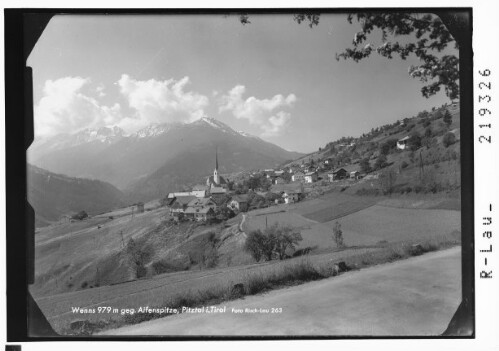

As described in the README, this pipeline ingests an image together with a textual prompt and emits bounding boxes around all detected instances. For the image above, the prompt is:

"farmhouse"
[291,171,305,182]
[168,196,196,216]
[274,177,286,185]
[397,136,410,150]
[350,171,361,180]
[187,198,217,210]
[304,171,318,183]
[282,191,300,204]
[168,190,206,198]
[328,168,347,181]
[184,206,215,222]
[210,186,227,195]
[228,194,248,212]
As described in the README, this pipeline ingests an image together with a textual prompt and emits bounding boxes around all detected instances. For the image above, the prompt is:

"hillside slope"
[27,165,126,227]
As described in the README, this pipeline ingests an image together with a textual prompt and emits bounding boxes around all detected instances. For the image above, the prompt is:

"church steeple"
[213,147,219,184]
[215,146,219,171]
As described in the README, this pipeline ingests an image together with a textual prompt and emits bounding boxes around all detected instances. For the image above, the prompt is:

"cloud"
[218,85,296,137]
[34,77,122,137]
[116,74,209,131]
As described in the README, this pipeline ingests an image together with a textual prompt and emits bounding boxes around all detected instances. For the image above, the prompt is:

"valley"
[28,103,463,336]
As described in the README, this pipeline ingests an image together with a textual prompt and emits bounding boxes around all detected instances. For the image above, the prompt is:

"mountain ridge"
[28,118,303,202]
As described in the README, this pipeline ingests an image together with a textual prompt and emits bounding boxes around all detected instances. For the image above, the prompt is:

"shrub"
[374,154,388,170]
[332,221,345,248]
[71,210,88,221]
[401,161,409,169]
[443,132,456,147]
[360,157,371,173]
[379,168,397,195]
[421,168,441,193]
[408,132,422,151]
[443,109,453,127]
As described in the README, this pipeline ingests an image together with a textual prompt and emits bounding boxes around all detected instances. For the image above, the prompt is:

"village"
[163,149,370,223]
[162,122,439,224]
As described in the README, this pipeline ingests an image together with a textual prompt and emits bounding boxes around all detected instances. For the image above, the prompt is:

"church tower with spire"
[213,147,220,185]
[206,146,227,189]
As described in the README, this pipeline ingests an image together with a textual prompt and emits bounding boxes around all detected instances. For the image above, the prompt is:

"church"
[206,148,228,191]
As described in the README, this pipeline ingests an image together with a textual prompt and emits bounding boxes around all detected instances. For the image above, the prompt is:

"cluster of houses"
[165,151,305,222]
[164,146,373,223]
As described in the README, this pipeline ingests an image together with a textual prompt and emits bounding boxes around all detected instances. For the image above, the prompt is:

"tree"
[424,127,433,138]
[71,210,88,221]
[380,138,397,155]
[332,221,345,248]
[244,223,303,261]
[408,132,422,151]
[271,224,303,260]
[379,168,398,195]
[360,157,372,173]
[244,229,267,262]
[238,12,464,100]
[443,132,456,147]
[335,13,460,100]
[374,154,388,170]
[443,109,453,127]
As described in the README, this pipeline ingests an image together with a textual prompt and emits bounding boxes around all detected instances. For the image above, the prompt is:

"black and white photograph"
[5,7,480,341]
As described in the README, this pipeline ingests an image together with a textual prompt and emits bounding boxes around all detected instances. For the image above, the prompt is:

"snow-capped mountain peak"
[132,123,181,138]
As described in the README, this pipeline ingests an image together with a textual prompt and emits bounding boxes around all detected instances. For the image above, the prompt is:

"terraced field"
[300,204,461,248]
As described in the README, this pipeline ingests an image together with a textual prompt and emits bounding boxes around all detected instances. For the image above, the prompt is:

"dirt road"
[102,247,461,336]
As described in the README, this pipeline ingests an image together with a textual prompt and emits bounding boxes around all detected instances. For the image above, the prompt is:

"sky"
[27,13,458,153]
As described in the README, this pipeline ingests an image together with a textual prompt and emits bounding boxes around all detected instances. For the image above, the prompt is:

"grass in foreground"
[63,234,460,336]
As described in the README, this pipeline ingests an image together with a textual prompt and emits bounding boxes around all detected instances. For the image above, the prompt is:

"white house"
[397,136,410,150]
[282,191,300,204]
[291,171,305,182]
[304,171,318,183]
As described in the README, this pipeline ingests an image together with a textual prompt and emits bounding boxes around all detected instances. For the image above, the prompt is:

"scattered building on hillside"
[168,190,206,199]
[184,206,215,222]
[304,171,318,183]
[187,197,217,211]
[329,168,348,181]
[291,171,305,182]
[206,148,229,190]
[168,195,197,216]
[350,171,361,180]
[228,194,249,212]
[210,186,227,195]
[274,177,286,185]
[282,191,300,204]
[397,136,410,150]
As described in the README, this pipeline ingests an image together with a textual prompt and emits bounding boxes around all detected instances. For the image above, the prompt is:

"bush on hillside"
[379,168,397,195]
[374,154,388,170]
[379,139,397,156]
[360,157,372,173]
[71,210,88,221]
[408,132,422,151]
[332,221,345,248]
[443,132,456,147]
[443,109,453,127]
